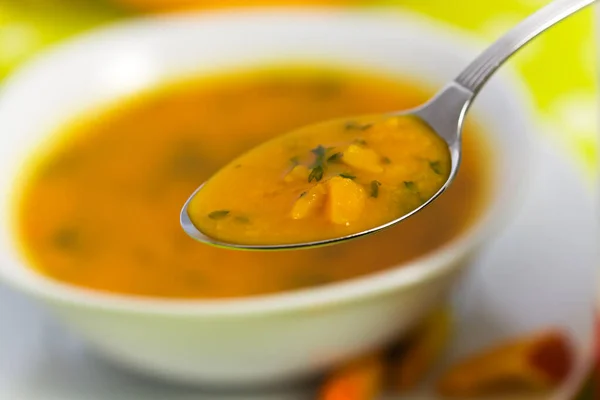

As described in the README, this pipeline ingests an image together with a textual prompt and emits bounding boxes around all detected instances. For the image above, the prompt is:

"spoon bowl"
[181,84,470,250]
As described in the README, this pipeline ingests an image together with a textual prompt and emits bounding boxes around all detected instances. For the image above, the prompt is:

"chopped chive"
[404,181,417,191]
[403,181,425,202]
[344,121,373,131]
[327,152,343,163]
[370,180,381,198]
[299,191,308,198]
[308,165,324,182]
[208,210,230,220]
[311,145,327,161]
[339,173,356,180]
[353,138,368,146]
[308,145,329,182]
[290,156,300,166]
[381,156,391,164]
[429,161,442,175]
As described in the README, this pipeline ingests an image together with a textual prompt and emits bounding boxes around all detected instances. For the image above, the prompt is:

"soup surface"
[188,113,451,246]
[16,67,488,299]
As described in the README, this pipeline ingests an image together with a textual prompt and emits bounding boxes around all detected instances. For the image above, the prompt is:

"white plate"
[0,133,594,400]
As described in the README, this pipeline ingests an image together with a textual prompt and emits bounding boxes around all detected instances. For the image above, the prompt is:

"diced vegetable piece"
[284,164,310,182]
[318,307,452,400]
[319,354,385,400]
[437,330,574,397]
[291,183,327,219]
[342,144,384,173]
[383,117,402,129]
[326,176,366,225]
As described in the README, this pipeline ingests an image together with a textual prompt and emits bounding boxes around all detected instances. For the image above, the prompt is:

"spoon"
[181,0,596,251]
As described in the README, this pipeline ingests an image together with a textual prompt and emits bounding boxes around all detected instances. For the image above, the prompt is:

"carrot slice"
[437,330,574,397]
[319,307,452,399]
[319,354,385,400]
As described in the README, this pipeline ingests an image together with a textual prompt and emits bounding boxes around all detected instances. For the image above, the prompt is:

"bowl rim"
[0,7,538,317]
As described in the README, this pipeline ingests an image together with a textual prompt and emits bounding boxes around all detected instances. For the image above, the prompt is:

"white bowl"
[0,9,534,387]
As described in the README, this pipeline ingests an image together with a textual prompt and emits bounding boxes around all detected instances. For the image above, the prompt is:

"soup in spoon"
[187,114,450,246]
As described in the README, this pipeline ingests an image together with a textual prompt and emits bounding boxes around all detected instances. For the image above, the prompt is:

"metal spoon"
[181,0,595,250]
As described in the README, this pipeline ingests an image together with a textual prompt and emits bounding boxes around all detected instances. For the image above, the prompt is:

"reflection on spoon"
[181,0,596,251]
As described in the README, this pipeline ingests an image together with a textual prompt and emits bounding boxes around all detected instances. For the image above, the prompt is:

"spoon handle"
[455,0,595,95]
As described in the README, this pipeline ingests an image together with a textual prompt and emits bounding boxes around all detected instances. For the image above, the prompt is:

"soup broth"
[16,67,489,299]
[188,113,451,246]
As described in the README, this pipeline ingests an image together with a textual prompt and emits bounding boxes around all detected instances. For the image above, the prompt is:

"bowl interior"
[0,9,535,313]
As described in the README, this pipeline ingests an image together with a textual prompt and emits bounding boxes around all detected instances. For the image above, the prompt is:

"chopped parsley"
[429,161,442,175]
[344,121,373,131]
[308,145,329,182]
[308,165,324,182]
[370,180,381,198]
[404,181,417,191]
[311,145,327,162]
[327,152,343,163]
[208,210,230,220]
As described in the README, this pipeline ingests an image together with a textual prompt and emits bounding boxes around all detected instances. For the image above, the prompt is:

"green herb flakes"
[429,161,442,175]
[311,145,327,162]
[344,121,373,131]
[370,180,381,198]
[308,165,324,182]
[327,152,343,163]
[208,210,230,220]
[404,181,417,191]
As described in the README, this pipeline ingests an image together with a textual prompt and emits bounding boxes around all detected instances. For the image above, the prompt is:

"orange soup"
[16,67,488,299]
[188,113,451,246]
